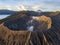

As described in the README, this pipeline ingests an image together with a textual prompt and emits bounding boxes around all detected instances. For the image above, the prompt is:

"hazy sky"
[0,0,60,11]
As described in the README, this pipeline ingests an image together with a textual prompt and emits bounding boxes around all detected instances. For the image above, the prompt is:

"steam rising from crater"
[27,26,34,31]
[26,15,52,31]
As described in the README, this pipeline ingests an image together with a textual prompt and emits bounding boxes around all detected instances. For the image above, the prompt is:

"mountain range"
[0,10,19,15]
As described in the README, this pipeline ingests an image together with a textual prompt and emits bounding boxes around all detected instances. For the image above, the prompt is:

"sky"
[0,0,60,11]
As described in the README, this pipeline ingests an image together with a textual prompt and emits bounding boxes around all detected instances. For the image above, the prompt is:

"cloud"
[0,5,13,10]
[0,0,60,11]
[0,4,60,11]
[43,0,60,6]
[16,5,29,11]
[0,5,29,11]
[32,5,40,11]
